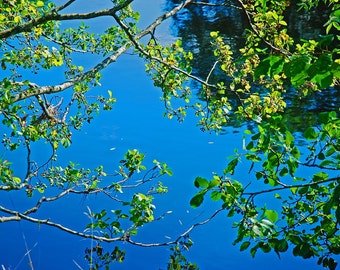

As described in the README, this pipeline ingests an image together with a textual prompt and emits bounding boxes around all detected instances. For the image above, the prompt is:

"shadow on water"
[165,0,339,133]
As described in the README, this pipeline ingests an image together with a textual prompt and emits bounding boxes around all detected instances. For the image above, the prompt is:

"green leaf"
[336,207,340,224]
[291,147,300,159]
[303,127,318,140]
[285,130,294,146]
[245,154,261,162]
[208,177,221,188]
[190,193,204,208]
[279,167,288,177]
[284,55,311,86]
[250,245,258,258]
[259,242,271,253]
[224,158,238,175]
[274,193,282,199]
[312,172,328,182]
[312,72,333,88]
[298,186,309,195]
[36,0,44,7]
[254,58,271,79]
[318,34,334,47]
[194,176,209,188]
[12,176,21,184]
[265,209,279,223]
[210,191,221,201]
[240,241,251,251]
[277,239,288,252]
[325,146,336,157]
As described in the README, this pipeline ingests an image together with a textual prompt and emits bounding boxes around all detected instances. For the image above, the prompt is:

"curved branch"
[0,205,122,242]
[0,205,224,248]
[127,208,224,247]
[0,0,133,40]
[243,176,340,197]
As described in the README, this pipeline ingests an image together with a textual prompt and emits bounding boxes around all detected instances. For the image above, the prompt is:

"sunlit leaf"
[265,210,279,223]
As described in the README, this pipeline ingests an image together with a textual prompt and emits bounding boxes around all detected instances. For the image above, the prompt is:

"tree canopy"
[0,0,339,269]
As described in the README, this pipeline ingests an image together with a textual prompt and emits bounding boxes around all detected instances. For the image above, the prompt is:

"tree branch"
[127,208,224,247]
[12,0,193,103]
[243,176,340,197]
[0,0,133,40]
[0,204,224,247]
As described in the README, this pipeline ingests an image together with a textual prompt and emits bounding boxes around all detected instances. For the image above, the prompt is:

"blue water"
[0,1,327,269]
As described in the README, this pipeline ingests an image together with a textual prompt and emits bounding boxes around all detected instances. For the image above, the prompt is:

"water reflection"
[166,0,338,132]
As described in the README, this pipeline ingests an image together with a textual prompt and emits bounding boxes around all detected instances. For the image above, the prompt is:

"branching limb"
[0,0,134,40]
[12,0,193,103]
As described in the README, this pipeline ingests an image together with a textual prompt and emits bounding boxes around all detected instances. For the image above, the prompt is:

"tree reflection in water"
[165,0,339,133]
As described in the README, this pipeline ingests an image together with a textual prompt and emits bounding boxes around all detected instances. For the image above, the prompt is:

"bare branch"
[0,215,21,222]
[54,0,77,12]
[127,208,224,247]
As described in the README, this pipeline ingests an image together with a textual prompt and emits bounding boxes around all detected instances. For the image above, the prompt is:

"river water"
[0,1,334,269]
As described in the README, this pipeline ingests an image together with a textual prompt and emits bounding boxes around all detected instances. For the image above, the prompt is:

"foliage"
[168,0,340,269]
[167,236,198,270]
[1,0,340,269]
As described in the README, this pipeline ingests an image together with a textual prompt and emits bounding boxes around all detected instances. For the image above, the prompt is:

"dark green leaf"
[318,34,334,47]
[245,153,261,162]
[194,176,209,188]
[224,158,238,175]
[303,127,318,140]
[312,172,329,182]
[259,242,271,253]
[291,147,300,159]
[279,167,288,177]
[277,239,288,252]
[254,58,271,79]
[335,207,340,224]
[298,186,309,195]
[240,241,251,251]
[190,193,204,208]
